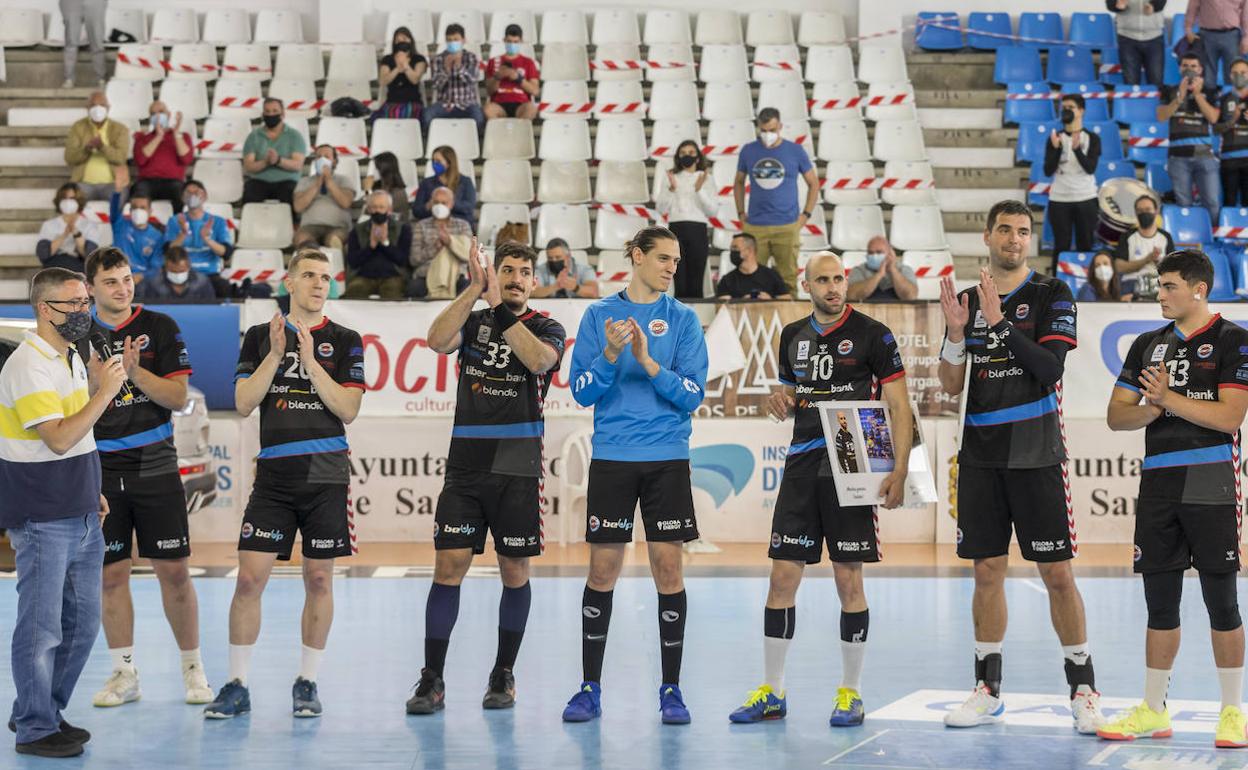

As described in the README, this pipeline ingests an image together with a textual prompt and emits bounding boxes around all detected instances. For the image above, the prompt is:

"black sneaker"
[8,720,89,744]
[482,668,516,710]
[15,731,84,757]
[405,668,445,715]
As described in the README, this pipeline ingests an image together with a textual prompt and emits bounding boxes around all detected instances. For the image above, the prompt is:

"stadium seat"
[915,13,963,51]
[811,82,865,127]
[44,7,81,47]
[706,119,756,154]
[1128,121,1169,165]
[644,10,692,45]
[1163,204,1214,246]
[651,81,703,121]
[536,161,591,204]
[798,11,846,46]
[488,10,537,44]
[159,79,210,122]
[1217,208,1248,242]
[0,8,43,47]
[1068,13,1115,50]
[857,45,908,85]
[538,119,592,161]
[1086,120,1124,160]
[1167,13,1194,50]
[1016,120,1061,163]
[1047,47,1096,84]
[203,8,251,46]
[222,45,272,82]
[746,10,794,47]
[212,78,263,119]
[478,203,532,246]
[168,44,218,82]
[106,80,154,121]
[1004,82,1056,124]
[436,11,485,43]
[199,117,251,159]
[1055,250,1092,293]
[594,120,648,162]
[903,250,955,298]
[104,7,146,45]
[385,10,434,50]
[1027,162,1054,206]
[650,120,702,158]
[805,45,854,84]
[801,208,830,251]
[865,82,917,122]
[596,250,633,290]
[823,161,879,206]
[479,160,534,204]
[831,205,885,251]
[1099,46,1124,85]
[330,157,362,200]
[994,47,1043,85]
[483,119,535,160]
[237,203,293,248]
[267,79,317,119]
[593,43,644,83]
[285,117,311,152]
[366,119,421,162]
[192,159,244,203]
[315,117,368,155]
[539,80,591,120]
[1146,162,1172,195]
[594,81,645,120]
[699,45,750,84]
[255,10,303,44]
[115,44,165,82]
[753,44,802,83]
[817,120,871,162]
[274,44,324,81]
[1204,244,1238,301]
[645,44,696,82]
[872,119,926,162]
[783,120,815,158]
[1112,85,1160,124]
[889,205,947,250]
[592,9,640,45]
[1058,82,1110,122]
[150,9,198,43]
[319,79,373,115]
[595,161,649,204]
[881,160,937,206]
[757,81,809,120]
[229,250,285,286]
[595,210,649,250]
[1018,13,1063,49]
[700,82,750,121]
[536,204,591,249]
[695,11,743,46]
[1095,158,1134,187]
[426,119,480,161]
[967,12,1012,50]
[541,44,590,82]
[710,203,741,250]
[327,44,378,82]
[541,10,588,45]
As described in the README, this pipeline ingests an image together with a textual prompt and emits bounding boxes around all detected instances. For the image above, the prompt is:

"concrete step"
[0,221,47,235]
[934,166,1027,189]
[947,230,1040,259]
[936,188,1026,215]
[0,279,31,300]
[8,108,86,127]
[0,148,68,166]
[907,53,997,91]
[0,235,39,255]
[0,190,59,210]
[917,108,1001,130]
[0,171,75,189]
[923,128,1013,149]
[928,146,1014,169]
[914,90,1002,110]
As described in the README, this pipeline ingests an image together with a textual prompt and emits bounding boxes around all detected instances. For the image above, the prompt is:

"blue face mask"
[446,40,463,54]
[865,251,887,271]
[431,161,447,176]
[505,42,521,56]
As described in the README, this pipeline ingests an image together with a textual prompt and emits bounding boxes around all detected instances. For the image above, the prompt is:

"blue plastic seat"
[1128,121,1168,165]
[1047,46,1097,83]
[1005,81,1056,124]
[1018,13,1064,49]
[1059,81,1110,122]
[1216,207,1248,242]
[916,13,963,51]
[1163,203,1214,246]
[1016,120,1062,164]
[995,46,1044,85]
[967,12,1013,51]
[1095,158,1133,186]
[1099,46,1124,85]
[1204,243,1239,300]
[1114,86,1161,125]
[1166,13,1194,50]
[1163,51,1180,85]
[1028,162,1053,206]
[1145,162,1172,195]
[1068,13,1116,50]
[1057,250,1096,282]
[1040,213,1055,250]
[1086,121,1123,161]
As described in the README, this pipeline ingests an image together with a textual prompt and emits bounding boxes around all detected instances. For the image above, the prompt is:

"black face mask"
[546,261,565,275]
[1137,211,1157,229]
[262,114,282,129]
[393,42,413,55]
[676,154,697,169]
[370,212,389,225]
[728,250,743,267]
[1060,108,1075,124]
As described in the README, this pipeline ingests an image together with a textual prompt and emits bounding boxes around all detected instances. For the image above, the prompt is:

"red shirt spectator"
[133,102,195,213]
[485,54,539,105]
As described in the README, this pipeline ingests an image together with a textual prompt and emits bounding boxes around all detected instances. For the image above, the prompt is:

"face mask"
[262,113,282,129]
[759,131,779,146]
[431,160,447,176]
[393,42,413,55]
[186,194,204,210]
[431,203,451,220]
[58,198,79,215]
[547,260,565,275]
[370,211,389,225]
[505,42,521,56]
[1235,74,1248,89]
[865,251,887,270]
[52,309,92,341]
[88,105,108,123]
[166,270,189,285]
[1182,69,1199,81]
[1094,264,1115,283]
[676,154,697,169]
[130,208,150,227]
[151,112,169,130]
[1137,211,1156,229]
[446,41,463,54]
[312,157,332,176]
[1060,108,1075,124]
[728,249,743,267]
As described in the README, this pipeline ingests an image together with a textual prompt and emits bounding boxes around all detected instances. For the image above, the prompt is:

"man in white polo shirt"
[0,267,126,758]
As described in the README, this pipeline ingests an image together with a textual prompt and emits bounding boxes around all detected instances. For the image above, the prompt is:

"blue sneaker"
[204,679,250,719]
[659,683,691,725]
[728,685,787,723]
[562,682,602,722]
[292,677,322,718]
[829,687,865,727]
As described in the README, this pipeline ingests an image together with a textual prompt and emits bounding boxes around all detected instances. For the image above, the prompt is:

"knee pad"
[1200,571,1242,632]
[1143,570,1184,631]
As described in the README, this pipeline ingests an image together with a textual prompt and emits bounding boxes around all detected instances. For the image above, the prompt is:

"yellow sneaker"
[1216,705,1248,748]
[1096,702,1171,741]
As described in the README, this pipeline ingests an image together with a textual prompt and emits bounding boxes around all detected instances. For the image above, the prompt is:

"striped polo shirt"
[0,330,101,528]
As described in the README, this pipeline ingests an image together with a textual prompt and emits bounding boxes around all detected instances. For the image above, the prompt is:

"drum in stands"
[1096,177,1153,246]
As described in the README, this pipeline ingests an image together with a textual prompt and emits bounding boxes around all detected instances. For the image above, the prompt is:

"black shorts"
[585,459,698,544]
[1134,498,1241,573]
[768,475,879,564]
[102,472,190,565]
[435,467,542,557]
[495,101,524,116]
[240,469,353,561]
[956,464,1075,562]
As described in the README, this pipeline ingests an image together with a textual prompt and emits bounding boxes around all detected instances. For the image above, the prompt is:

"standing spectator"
[412,145,477,227]
[733,108,820,296]
[65,92,130,202]
[1114,194,1176,299]
[60,0,107,88]
[1,268,125,758]
[847,236,919,301]
[532,237,600,298]
[1108,0,1167,86]
[1077,251,1132,301]
[37,183,99,272]
[343,190,411,300]
[363,151,413,222]
[132,101,193,214]
[409,186,473,298]
[483,25,540,121]
[1184,0,1248,84]
[376,26,427,121]
[423,24,485,135]
[1217,58,1248,206]
[109,177,165,280]
[242,99,307,205]
[656,141,717,299]
[1045,94,1102,259]
[1159,53,1222,222]
[162,180,233,295]
[137,246,216,302]
[292,145,355,251]
[715,232,792,300]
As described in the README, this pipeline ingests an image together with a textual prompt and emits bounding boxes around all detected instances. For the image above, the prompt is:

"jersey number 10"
[809,353,835,380]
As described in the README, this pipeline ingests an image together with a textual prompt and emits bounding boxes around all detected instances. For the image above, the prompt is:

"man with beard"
[834,411,860,473]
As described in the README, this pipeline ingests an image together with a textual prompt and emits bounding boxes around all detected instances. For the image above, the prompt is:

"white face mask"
[130,208,150,227]
[1094,264,1114,282]
[431,203,451,220]
[166,270,190,285]
[186,194,204,210]
[58,198,80,215]
[88,105,108,123]
[311,157,333,176]
[759,130,780,146]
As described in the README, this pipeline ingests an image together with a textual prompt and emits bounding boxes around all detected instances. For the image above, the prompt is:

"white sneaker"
[944,685,1004,728]
[1071,689,1105,735]
[61,79,75,89]
[183,662,213,705]
[93,667,141,707]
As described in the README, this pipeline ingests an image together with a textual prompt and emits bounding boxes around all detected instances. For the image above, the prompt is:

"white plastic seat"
[541,44,590,82]
[649,120,702,158]
[644,10,692,45]
[479,203,532,246]
[191,159,244,203]
[104,8,146,45]
[385,10,434,50]
[805,46,855,84]
[902,250,955,298]
[0,8,43,47]
[203,8,251,46]
[594,120,647,162]
[115,44,165,82]
[284,117,311,150]
[267,79,317,119]
[541,10,588,45]
[228,249,285,284]
[801,208,830,251]
[753,45,802,83]
[426,119,481,160]
[696,11,743,46]
[810,81,862,123]
[702,82,752,121]
[199,117,251,159]
[159,79,210,122]
[708,159,738,201]
[255,10,303,45]
[710,202,740,250]
[757,81,809,120]
[105,80,154,121]
[699,45,749,84]
[167,44,218,82]
[237,203,294,248]
[706,119,756,154]
[649,81,701,121]
[831,205,885,251]
[594,161,648,204]
[274,44,324,81]
[479,159,534,203]
[83,201,112,247]
[595,250,632,288]
[799,11,847,46]
[881,161,937,205]
[595,211,648,250]
[203,202,236,229]
[823,161,880,206]
[747,10,795,47]
[539,81,591,119]
[858,45,909,85]
[592,10,640,45]
[222,45,272,81]
[327,44,378,82]
[536,204,591,249]
[436,11,485,44]
[212,79,263,119]
[314,117,368,157]
[817,120,870,162]
[371,119,424,161]
[538,119,592,162]
[150,9,198,44]
[320,80,374,116]
[593,43,643,83]
[537,161,591,204]
[865,82,917,122]
[594,81,645,119]
[784,120,815,157]
[483,119,535,160]
[366,157,418,188]
[487,11,537,44]
[872,119,927,162]
[890,205,948,251]
[645,44,695,83]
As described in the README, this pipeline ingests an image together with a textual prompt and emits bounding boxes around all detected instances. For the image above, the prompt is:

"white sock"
[1144,667,1171,713]
[110,646,135,673]
[763,636,790,694]
[1219,667,1244,710]
[228,644,253,686]
[300,644,324,683]
[1062,643,1090,666]
[180,648,203,671]
[840,640,866,691]
[974,641,1003,661]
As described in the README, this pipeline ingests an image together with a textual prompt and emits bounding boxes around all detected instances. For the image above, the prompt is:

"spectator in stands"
[132,100,193,214]
[363,151,412,222]
[376,26,427,121]
[423,24,485,135]
[292,145,355,252]
[412,145,477,227]
[484,24,540,122]
[657,141,717,299]
[343,190,411,300]
[409,186,472,298]
[532,238,599,298]
[1108,0,1167,86]
[1113,194,1175,299]
[162,179,233,296]
[1160,52,1223,222]
[1184,0,1248,84]
[847,236,919,301]
[136,246,215,302]
[1216,58,1248,206]
[715,233,792,300]
[60,0,107,88]
[242,98,307,205]
[65,91,130,202]
[36,183,99,272]
[1078,251,1132,301]
[1045,94,1101,259]
[109,177,165,281]
[734,108,819,296]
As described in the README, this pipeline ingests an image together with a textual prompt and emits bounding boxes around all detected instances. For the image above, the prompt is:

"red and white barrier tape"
[754,62,802,71]
[913,264,953,277]
[822,177,933,190]
[224,268,347,283]
[221,65,272,73]
[215,96,263,108]
[651,134,807,157]
[1100,63,1122,75]
[194,140,243,154]
[717,184,750,196]
[538,102,645,114]
[1215,226,1248,237]
[809,93,913,110]
[1005,90,1158,100]
[589,60,690,70]
[592,202,824,236]
[1127,136,1168,147]
[1057,261,1088,278]
[1027,182,1052,194]
[116,52,219,73]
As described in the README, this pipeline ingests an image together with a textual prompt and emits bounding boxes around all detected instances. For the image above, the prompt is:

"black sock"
[975,653,1003,698]
[658,590,688,685]
[1064,656,1096,698]
[495,582,532,671]
[581,586,613,683]
[424,582,460,677]
[763,606,796,639]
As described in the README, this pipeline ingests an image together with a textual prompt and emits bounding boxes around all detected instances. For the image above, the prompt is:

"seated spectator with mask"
[1113,194,1174,300]
[423,24,485,135]
[109,177,165,281]
[412,145,477,226]
[409,186,472,298]
[343,190,411,300]
[162,180,233,295]
[362,151,412,222]
[136,245,215,302]
[1078,250,1132,302]
[65,91,130,202]
[715,232,792,300]
[133,100,193,213]
[242,99,307,205]
[484,25,539,121]
[37,183,99,272]
[847,236,919,301]
[532,238,599,298]
[293,145,355,251]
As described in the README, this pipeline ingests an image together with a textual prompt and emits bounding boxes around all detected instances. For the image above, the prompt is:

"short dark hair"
[183,178,206,195]
[314,143,337,161]
[732,232,757,252]
[494,240,538,268]
[1157,249,1214,292]
[504,23,523,38]
[675,140,707,172]
[1061,93,1085,110]
[129,182,152,201]
[544,237,570,253]
[164,244,189,264]
[1234,58,1248,70]
[29,267,85,307]
[757,107,780,125]
[985,199,1034,232]
[1180,52,1203,65]
[446,23,465,38]
[1134,193,1158,211]
[625,225,678,260]
[85,246,130,283]
[262,97,284,111]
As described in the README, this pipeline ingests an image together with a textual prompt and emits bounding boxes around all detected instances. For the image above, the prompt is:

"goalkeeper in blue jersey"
[561,226,709,725]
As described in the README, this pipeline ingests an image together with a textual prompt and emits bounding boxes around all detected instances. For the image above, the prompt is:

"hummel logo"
[662,640,683,648]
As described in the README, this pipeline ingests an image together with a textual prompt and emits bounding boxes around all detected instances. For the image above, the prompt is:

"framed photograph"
[816,401,938,507]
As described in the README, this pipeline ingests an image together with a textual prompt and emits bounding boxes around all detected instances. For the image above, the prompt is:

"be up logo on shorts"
[241,522,254,539]
[649,319,668,337]
[318,342,334,358]
[955,527,963,545]
[589,515,601,533]
[770,532,782,548]
[1133,544,1142,562]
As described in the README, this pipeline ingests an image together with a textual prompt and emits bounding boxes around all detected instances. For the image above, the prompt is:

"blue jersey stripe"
[451,421,544,439]
[789,436,827,455]
[965,393,1058,426]
[97,421,173,453]
[257,435,349,459]
[1171,136,1213,147]
[1141,443,1233,470]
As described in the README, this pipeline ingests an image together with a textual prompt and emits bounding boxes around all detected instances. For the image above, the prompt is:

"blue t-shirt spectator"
[161,210,232,275]
[109,192,166,277]
[736,139,813,227]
